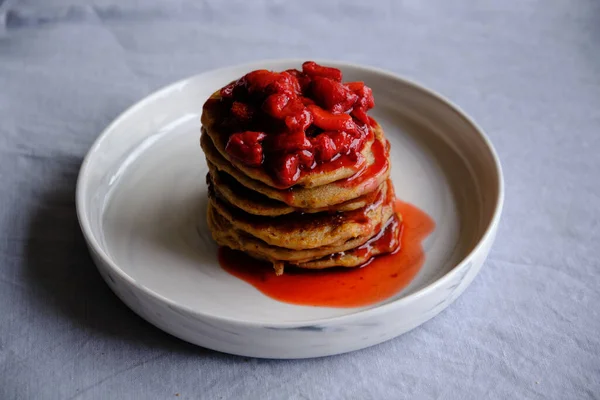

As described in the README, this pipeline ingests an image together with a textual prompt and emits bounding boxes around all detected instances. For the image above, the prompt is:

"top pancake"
[201,90,380,189]
[201,131,390,209]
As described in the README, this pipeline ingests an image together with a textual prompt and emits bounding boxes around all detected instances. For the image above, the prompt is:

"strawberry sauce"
[217,201,435,307]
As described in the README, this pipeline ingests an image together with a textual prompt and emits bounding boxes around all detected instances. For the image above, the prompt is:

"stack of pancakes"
[201,93,402,275]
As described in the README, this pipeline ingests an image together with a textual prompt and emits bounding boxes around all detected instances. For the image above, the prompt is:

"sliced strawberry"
[285,69,311,93]
[285,108,313,132]
[311,77,358,113]
[265,71,301,96]
[270,153,301,187]
[302,61,343,82]
[327,131,351,155]
[265,130,311,153]
[225,131,266,167]
[311,133,338,163]
[297,149,315,169]
[230,101,255,123]
[243,70,279,94]
[307,104,357,132]
[344,81,365,92]
[262,93,290,118]
[351,106,369,125]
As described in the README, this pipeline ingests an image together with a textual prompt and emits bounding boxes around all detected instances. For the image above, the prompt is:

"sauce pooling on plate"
[218,200,435,307]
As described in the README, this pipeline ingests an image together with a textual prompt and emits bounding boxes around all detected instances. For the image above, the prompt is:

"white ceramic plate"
[76,60,503,359]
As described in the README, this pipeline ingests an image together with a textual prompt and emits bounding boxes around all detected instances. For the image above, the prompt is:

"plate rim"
[76,58,505,327]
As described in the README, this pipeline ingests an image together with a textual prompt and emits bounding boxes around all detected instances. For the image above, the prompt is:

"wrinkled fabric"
[1,1,599,399]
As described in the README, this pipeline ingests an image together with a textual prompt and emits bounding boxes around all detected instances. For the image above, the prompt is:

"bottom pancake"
[292,213,402,269]
[207,197,399,275]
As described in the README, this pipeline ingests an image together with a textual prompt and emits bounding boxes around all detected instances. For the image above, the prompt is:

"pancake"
[207,201,396,274]
[201,90,378,189]
[293,213,402,269]
[207,202,397,275]
[209,180,391,250]
[208,169,384,216]
[201,131,390,209]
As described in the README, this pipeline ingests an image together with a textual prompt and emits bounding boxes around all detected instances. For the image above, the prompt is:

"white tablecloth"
[1,0,599,398]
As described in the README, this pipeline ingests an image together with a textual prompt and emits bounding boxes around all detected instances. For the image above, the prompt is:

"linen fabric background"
[0,0,599,398]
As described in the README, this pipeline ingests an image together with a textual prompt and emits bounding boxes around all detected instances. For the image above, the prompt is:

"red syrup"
[217,200,435,307]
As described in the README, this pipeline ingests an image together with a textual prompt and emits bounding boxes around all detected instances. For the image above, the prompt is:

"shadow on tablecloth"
[22,156,234,359]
